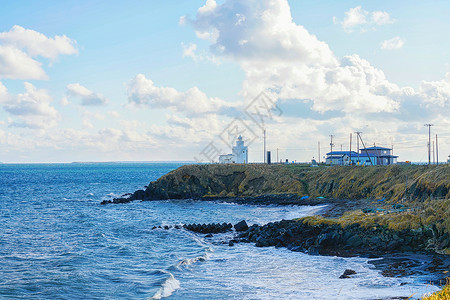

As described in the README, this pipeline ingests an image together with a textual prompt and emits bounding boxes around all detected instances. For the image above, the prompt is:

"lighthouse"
[232,135,248,163]
[218,135,248,164]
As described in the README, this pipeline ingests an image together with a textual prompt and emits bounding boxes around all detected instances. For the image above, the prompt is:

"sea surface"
[0,163,440,299]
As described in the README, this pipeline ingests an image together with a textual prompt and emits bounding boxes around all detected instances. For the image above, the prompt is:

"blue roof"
[360,146,392,150]
[326,151,376,157]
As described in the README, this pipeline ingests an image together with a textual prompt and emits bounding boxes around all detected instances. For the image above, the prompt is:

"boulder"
[234,220,249,232]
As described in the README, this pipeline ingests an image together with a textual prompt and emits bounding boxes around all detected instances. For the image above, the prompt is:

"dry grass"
[422,278,450,300]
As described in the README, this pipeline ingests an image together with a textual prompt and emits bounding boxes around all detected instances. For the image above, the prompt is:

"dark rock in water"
[234,220,249,232]
[339,269,356,278]
[229,240,235,246]
[205,233,213,238]
[343,269,357,276]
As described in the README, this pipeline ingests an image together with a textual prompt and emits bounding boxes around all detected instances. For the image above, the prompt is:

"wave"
[150,272,180,299]
[177,251,211,268]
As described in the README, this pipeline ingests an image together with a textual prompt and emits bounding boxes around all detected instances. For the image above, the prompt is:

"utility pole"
[433,140,435,164]
[424,124,433,165]
[356,132,373,166]
[355,131,362,165]
[349,133,352,165]
[329,135,334,165]
[263,129,266,163]
[436,134,439,165]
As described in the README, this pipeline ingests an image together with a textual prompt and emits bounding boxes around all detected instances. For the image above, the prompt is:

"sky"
[0,0,449,163]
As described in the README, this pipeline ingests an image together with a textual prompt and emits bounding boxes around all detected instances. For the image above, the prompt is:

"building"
[326,146,397,166]
[218,135,248,164]
[325,151,376,166]
[360,146,398,165]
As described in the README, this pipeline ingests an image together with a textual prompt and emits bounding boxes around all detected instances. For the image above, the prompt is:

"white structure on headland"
[218,135,248,164]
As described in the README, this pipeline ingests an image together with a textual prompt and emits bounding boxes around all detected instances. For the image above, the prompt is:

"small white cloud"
[371,11,395,25]
[182,42,198,61]
[179,16,186,26]
[335,6,395,32]
[0,25,77,80]
[0,82,60,129]
[381,37,404,50]
[341,6,368,31]
[0,45,48,80]
[198,0,217,15]
[127,74,239,116]
[60,96,70,106]
[66,83,108,106]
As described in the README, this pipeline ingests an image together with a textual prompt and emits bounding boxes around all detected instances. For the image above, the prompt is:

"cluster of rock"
[233,219,449,256]
[183,223,233,234]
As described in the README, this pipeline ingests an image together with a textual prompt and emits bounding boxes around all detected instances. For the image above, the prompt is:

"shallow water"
[0,163,440,299]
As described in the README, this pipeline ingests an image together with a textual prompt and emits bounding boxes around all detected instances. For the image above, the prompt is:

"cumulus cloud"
[419,73,450,107]
[127,73,239,116]
[0,82,60,129]
[187,0,403,115]
[66,83,108,106]
[334,6,395,32]
[188,0,337,66]
[381,36,405,50]
[0,25,77,80]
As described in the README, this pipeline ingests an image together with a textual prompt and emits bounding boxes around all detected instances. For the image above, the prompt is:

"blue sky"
[0,0,449,163]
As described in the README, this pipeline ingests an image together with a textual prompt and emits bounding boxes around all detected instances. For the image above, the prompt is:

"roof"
[326,151,376,158]
[360,146,392,151]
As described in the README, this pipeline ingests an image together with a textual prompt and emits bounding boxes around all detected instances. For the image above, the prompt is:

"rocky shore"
[154,219,449,283]
[103,163,450,283]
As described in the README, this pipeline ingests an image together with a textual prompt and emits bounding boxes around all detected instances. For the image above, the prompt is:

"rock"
[346,235,362,248]
[205,233,213,238]
[343,269,357,276]
[339,269,356,278]
[234,220,249,232]
[229,240,235,246]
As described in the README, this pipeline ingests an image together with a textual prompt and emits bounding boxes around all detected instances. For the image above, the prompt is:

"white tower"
[232,135,248,163]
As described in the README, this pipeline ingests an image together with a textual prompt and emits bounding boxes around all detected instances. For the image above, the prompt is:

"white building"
[218,135,248,164]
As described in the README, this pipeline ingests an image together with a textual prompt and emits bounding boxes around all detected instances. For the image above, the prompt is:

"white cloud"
[182,42,198,61]
[372,11,394,25]
[0,25,77,80]
[189,0,400,114]
[179,16,187,26]
[334,6,395,32]
[419,73,450,107]
[66,83,108,106]
[339,6,368,31]
[198,0,217,14]
[0,45,47,80]
[188,0,337,66]
[0,82,60,129]
[381,36,405,50]
[127,73,239,116]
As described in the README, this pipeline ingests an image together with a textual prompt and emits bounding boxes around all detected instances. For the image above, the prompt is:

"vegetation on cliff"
[107,163,449,254]
[132,163,449,201]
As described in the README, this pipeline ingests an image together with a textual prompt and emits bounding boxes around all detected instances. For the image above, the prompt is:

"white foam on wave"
[177,251,212,268]
[150,272,180,299]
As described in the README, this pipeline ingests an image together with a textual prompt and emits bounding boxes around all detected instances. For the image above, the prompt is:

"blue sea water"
[0,163,440,299]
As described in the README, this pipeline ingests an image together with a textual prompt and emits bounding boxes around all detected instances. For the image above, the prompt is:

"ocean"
[0,162,440,299]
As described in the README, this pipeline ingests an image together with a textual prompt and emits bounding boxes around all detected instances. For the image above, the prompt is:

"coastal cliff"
[111,163,449,202]
[104,163,450,255]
